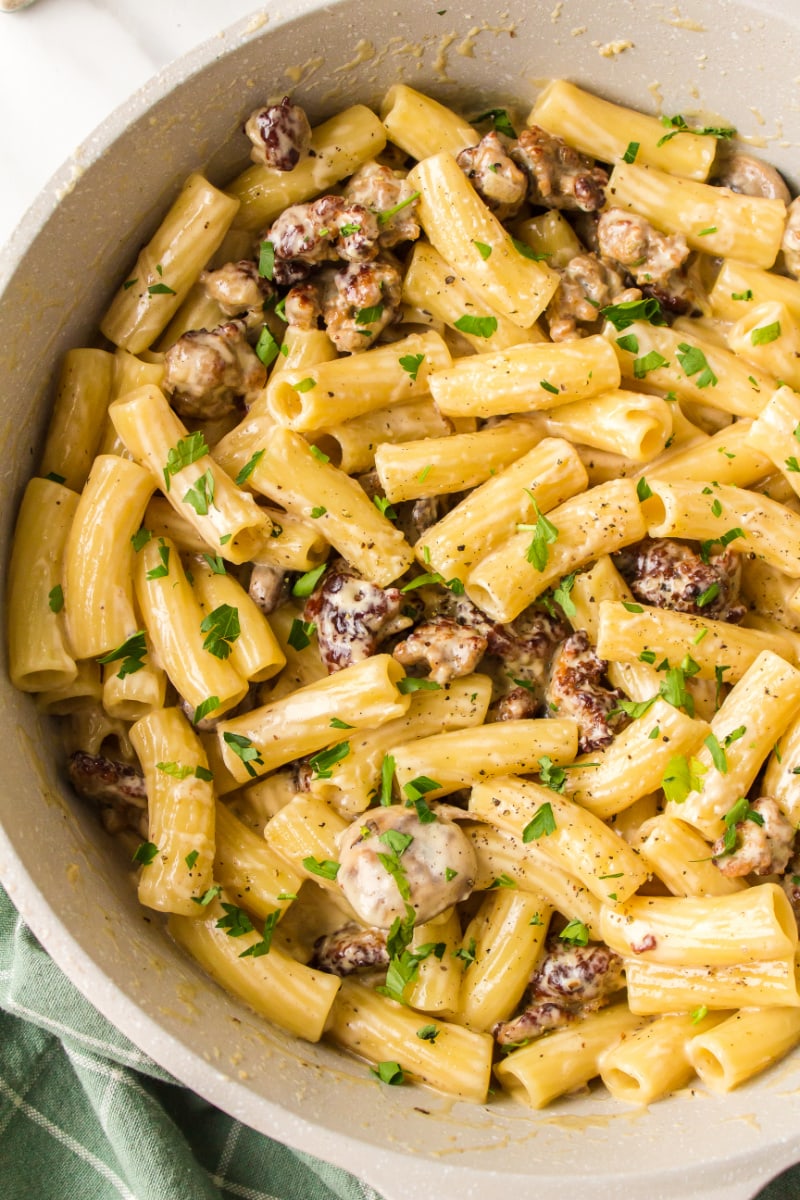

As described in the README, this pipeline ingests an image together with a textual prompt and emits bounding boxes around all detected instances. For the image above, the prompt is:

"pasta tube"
[565,700,710,819]
[7,478,79,693]
[191,557,285,684]
[249,427,414,586]
[607,160,786,267]
[625,958,800,1013]
[467,478,646,623]
[459,890,551,1033]
[687,1008,800,1092]
[469,776,648,903]
[665,650,800,839]
[494,1004,646,1109]
[420,437,587,582]
[217,654,409,784]
[268,332,450,429]
[169,894,340,1041]
[710,259,800,324]
[374,417,543,504]
[530,79,718,180]
[314,399,452,476]
[227,106,387,231]
[214,801,303,919]
[39,349,115,491]
[407,151,559,328]
[400,241,544,350]
[644,480,800,578]
[101,174,240,353]
[596,600,795,682]
[392,719,579,800]
[600,884,797,967]
[637,816,747,898]
[134,536,248,718]
[63,456,155,660]
[380,85,477,159]
[130,707,215,915]
[600,1011,729,1106]
[110,385,272,564]
[327,978,493,1101]
[428,335,620,419]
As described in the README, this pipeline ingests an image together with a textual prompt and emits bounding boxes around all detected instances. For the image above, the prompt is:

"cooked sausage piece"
[546,253,639,342]
[337,805,477,927]
[267,196,380,285]
[200,260,274,330]
[511,125,608,212]
[597,208,694,313]
[713,796,796,877]
[311,923,389,976]
[305,562,416,672]
[544,631,625,753]
[457,131,528,220]
[244,96,312,170]
[393,616,488,685]
[344,160,421,248]
[615,538,745,622]
[162,319,266,419]
[67,751,148,838]
[494,937,624,1045]
[285,257,403,353]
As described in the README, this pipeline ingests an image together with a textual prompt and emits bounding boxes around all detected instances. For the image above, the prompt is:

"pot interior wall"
[3,1,800,1195]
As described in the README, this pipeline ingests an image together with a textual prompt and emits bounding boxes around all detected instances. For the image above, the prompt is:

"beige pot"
[2,3,800,1197]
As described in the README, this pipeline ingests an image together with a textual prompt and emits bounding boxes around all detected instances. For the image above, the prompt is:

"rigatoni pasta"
[14,76,800,1116]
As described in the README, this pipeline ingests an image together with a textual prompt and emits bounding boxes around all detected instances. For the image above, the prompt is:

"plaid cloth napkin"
[0,881,798,1200]
[0,884,384,1200]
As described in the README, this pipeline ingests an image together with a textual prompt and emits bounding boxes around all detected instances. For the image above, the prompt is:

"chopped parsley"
[656,113,735,145]
[223,731,264,777]
[397,677,441,694]
[717,796,764,856]
[676,343,718,388]
[522,801,557,841]
[255,325,280,367]
[454,314,498,339]
[622,141,640,163]
[473,107,516,138]
[399,353,425,382]
[601,297,666,330]
[473,240,492,259]
[750,321,782,346]
[376,191,420,225]
[293,377,317,393]
[163,432,209,492]
[48,584,64,613]
[287,618,316,650]
[552,572,577,618]
[183,469,215,516]
[308,741,351,780]
[453,937,478,969]
[661,753,707,803]
[193,695,220,723]
[302,856,340,880]
[97,631,147,678]
[518,489,559,572]
[380,755,396,806]
[370,1060,405,1085]
[292,564,327,599]
[145,539,170,580]
[633,349,669,378]
[132,841,158,866]
[559,920,589,946]
[200,604,240,659]
[539,379,560,394]
[355,303,384,328]
[258,240,275,280]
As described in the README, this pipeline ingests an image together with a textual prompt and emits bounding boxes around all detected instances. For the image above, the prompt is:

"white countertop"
[0,0,266,247]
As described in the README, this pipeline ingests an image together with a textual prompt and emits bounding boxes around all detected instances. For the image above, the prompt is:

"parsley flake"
[522,801,557,841]
[223,731,264,777]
